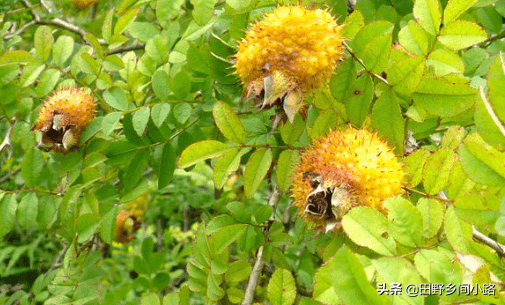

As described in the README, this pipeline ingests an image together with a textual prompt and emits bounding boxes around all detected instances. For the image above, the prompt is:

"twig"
[342,41,389,85]
[472,226,505,257]
[7,0,106,45]
[44,244,69,277]
[242,186,281,305]
[0,168,21,184]
[479,85,505,139]
[157,218,163,252]
[108,43,145,55]
[402,186,453,203]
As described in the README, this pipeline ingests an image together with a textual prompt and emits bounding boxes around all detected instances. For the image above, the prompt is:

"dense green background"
[1,0,505,304]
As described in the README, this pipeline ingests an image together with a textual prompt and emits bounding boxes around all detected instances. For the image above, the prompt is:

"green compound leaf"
[330,57,356,104]
[102,112,122,136]
[342,207,396,256]
[444,0,480,24]
[280,115,305,145]
[178,140,229,168]
[17,193,38,228]
[267,268,296,305]
[21,148,44,188]
[100,206,118,244]
[53,36,74,67]
[213,101,246,144]
[403,149,430,188]
[341,10,365,40]
[225,260,252,283]
[214,147,250,190]
[422,148,456,195]
[0,194,17,238]
[0,50,34,66]
[444,205,472,254]
[115,8,139,35]
[152,69,171,100]
[208,224,247,254]
[132,106,150,136]
[244,148,273,199]
[416,198,444,239]
[123,149,150,191]
[353,21,394,74]
[386,55,425,96]
[371,89,404,154]
[413,0,442,35]
[158,143,176,190]
[276,149,300,193]
[372,257,423,305]
[412,75,477,117]
[426,48,465,76]
[454,193,500,226]
[345,74,373,127]
[190,0,218,25]
[103,86,128,111]
[439,20,487,50]
[34,25,53,62]
[413,249,462,285]
[329,247,389,305]
[398,20,430,55]
[384,198,423,248]
[459,133,505,186]
[151,103,171,128]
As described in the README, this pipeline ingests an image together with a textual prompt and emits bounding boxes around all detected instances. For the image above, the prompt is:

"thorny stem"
[342,41,389,85]
[242,185,281,305]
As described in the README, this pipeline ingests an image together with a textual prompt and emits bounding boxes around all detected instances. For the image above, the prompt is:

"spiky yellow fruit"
[72,0,99,9]
[32,87,95,152]
[235,5,344,122]
[291,128,403,232]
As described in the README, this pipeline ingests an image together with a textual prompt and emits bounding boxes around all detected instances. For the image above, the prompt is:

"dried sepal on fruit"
[32,87,95,153]
[235,5,344,123]
[291,128,404,232]
[114,210,141,244]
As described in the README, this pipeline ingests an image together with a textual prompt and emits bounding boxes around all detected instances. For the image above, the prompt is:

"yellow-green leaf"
[213,101,246,144]
[244,148,272,199]
[413,0,442,35]
[178,140,229,168]
[439,20,487,50]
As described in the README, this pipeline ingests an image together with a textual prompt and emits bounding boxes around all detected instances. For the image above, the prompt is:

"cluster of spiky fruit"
[291,128,404,232]
[32,87,95,153]
[72,0,99,9]
[235,5,344,122]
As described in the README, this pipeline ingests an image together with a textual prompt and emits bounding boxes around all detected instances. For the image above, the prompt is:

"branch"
[242,186,281,305]
[472,226,505,257]
[108,43,146,55]
[7,0,106,45]
[0,168,21,184]
[479,85,505,139]
[241,246,264,305]
[343,41,389,85]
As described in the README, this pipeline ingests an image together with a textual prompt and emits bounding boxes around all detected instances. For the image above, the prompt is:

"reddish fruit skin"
[114,210,141,244]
